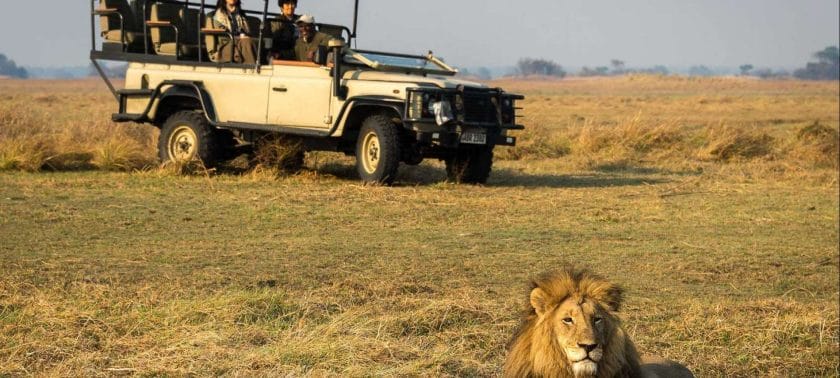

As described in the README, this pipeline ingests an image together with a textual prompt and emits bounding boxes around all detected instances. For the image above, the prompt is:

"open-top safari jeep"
[90,0,524,184]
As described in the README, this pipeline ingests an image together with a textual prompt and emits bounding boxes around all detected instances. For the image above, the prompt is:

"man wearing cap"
[294,14,334,62]
[270,0,299,60]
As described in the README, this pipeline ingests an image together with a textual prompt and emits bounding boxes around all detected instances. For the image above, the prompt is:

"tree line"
[0,53,28,78]
[508,45,838,80]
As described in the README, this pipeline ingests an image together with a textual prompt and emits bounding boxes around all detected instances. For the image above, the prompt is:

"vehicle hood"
[343,70,486,89]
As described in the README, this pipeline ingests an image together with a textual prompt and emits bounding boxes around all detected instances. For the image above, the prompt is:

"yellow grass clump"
[0,80,157,172]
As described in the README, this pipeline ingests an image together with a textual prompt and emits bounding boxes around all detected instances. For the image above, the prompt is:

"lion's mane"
[503,266,643,378]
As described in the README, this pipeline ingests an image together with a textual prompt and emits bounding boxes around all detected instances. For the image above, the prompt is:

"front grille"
[462,92,498,124]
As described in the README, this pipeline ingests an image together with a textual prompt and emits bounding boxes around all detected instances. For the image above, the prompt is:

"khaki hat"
[296,14,315,24]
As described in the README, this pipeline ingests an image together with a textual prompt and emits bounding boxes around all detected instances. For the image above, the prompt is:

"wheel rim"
[168,125,198,162]
[360,131,380,173]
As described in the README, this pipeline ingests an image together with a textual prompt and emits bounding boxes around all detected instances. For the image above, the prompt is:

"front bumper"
[414,128,518,147]
[402,86,524,148]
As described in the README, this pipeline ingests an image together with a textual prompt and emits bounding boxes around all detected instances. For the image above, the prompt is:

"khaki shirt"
[294,32,334,61]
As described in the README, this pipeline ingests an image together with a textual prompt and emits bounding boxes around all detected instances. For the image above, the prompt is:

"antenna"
[352,0,359,41]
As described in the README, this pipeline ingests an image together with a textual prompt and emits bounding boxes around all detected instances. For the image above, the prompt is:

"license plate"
[460,131,487,145]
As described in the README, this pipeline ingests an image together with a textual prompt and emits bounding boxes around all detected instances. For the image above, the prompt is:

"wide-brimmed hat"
[296,14,315,24]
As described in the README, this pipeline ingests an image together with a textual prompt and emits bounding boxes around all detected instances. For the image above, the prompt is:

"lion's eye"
[562,317,574,325]
[594,317,603,324]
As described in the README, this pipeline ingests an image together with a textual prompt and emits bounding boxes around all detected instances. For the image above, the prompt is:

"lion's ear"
[603,285,624,312]
[530,287,550,316]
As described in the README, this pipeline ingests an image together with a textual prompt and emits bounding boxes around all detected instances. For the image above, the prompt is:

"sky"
[1,0,837,70]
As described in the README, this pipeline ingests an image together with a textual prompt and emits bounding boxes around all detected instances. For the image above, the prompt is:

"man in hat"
[294,14,334,62]
[270,0,299,60]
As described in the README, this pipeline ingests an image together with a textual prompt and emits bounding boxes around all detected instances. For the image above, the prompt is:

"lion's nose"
[578,343,598,353]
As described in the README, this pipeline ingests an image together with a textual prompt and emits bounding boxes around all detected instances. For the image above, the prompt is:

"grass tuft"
[790,121,839,168]
[252,135,305,173]
[700,125,775,161]
[92,137,151,171]
[0,136,56,171]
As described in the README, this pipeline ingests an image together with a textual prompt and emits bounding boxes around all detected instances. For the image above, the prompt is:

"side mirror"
[313,45,329,66]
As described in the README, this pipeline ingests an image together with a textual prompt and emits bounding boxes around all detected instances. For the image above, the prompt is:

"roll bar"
[90,0,361,95]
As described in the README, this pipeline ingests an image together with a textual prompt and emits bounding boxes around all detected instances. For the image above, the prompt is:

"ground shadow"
[590,162,704,177]
[489,168,670,188]
[313,161,672,189]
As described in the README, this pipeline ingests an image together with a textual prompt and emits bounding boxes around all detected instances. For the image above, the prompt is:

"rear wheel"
[158,110,226,167]
[445,146,493,184]
[355,114,400,185]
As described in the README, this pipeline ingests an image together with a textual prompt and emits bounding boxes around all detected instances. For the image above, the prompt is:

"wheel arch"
[151,83,217,127]
[337,98,404,150]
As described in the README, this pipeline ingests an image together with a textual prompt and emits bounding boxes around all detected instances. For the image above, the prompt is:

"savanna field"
[0,76,838,376]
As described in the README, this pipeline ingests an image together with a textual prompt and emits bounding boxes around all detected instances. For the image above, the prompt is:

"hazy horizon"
[1,0,837,70]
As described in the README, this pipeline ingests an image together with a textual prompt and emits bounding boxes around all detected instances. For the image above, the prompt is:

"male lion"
[504,267,694,378]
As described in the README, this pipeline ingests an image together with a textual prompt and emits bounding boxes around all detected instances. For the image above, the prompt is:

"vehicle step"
[117,89,154,96]
[112,113,144,122]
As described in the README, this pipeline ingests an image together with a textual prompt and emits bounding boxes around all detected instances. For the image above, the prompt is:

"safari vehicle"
[90,0,525,184]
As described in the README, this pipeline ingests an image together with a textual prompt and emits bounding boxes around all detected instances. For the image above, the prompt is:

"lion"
[503,266,694,378]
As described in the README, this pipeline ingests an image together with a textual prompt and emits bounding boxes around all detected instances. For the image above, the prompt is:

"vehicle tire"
[158,110,225,167]
[445,146,493,184]
[355,114,400,185]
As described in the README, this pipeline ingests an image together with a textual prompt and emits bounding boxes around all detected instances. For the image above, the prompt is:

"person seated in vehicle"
[210,0,258,64]
[294,14,335,62]
[270,0,300,60]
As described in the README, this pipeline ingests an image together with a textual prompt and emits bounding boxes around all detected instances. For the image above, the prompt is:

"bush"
[793,46,839,80]
[516,58,566,77]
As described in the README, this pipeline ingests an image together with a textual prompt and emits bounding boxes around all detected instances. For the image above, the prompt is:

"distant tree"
[688,65,714,77]
[752,68,789,79]
[516,58,566,77]
[610,59,625,75]
[0,53,28,78]
[578,66,609,77]
[630,65,669,75]
[739,64,754,76]
[814,46,839,65]
[794,46,839,80]
[646,65,669,75]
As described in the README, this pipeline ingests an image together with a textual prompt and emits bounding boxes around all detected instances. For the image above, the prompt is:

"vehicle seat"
[148,3,200,59]
[203,13,226,62]
[246,16,262,36]
[98,0,145,52]
[317,24,348,42]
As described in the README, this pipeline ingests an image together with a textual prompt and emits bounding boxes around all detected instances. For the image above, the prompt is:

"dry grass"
[2,76,838,176]
[494,76,839,176]
[0,76,838,376]
[0,80,157,172]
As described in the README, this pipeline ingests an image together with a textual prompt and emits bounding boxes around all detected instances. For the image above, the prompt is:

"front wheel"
[355,114,400,185]
[158,110,227,167]
[445,147,493,184]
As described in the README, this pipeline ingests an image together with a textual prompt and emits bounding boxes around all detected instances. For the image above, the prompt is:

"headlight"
[428,99,454,126]
[408,92,425,119]
[501,96,516,124]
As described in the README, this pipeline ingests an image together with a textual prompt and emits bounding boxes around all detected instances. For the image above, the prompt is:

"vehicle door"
[267,62,334,129]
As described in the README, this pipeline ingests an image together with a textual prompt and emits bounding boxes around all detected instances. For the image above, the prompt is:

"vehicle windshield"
[345,49,457,76]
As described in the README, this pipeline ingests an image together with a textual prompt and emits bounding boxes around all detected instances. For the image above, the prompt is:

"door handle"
[272,87,287,92]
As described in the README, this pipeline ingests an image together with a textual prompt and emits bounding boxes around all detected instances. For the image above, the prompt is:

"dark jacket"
[271,14,299,59]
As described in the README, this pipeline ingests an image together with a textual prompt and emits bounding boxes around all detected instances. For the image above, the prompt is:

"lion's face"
[549,297,610,377]
[529,285,618,378]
